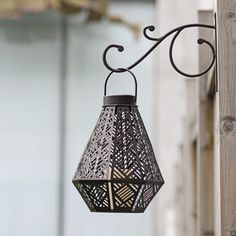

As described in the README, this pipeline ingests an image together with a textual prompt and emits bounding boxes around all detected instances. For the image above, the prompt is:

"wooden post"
[216,1,236,235]
[197,11,215,236]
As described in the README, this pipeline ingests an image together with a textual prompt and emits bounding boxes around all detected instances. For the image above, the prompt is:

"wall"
[0,2,157,236]
[64,3,156,236]
[0,14,62,236]
[154,0,198,235]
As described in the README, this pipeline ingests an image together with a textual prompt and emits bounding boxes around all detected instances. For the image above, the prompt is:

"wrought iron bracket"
[102,16,217,91]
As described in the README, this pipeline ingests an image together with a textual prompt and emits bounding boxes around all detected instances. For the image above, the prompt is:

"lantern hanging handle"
[104,68,137,101]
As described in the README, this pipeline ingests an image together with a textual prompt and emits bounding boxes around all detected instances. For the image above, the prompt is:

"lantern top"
[103,95,137,106]
[104,68,137,107]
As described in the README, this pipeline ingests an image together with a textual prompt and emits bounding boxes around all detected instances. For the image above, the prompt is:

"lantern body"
[72,95,164,213]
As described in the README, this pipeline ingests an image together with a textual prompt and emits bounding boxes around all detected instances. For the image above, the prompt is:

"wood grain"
[217,0,236,235]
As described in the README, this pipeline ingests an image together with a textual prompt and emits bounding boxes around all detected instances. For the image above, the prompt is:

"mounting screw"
[226,12,235,19]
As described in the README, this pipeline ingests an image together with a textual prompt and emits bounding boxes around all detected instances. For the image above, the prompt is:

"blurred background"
[0,0,215,236]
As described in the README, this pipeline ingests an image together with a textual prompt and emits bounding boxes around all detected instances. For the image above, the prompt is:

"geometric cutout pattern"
[73,101,164,212]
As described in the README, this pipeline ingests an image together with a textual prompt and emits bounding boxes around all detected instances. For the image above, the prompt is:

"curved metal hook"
[102,23,216,78]
[103,44,125,73]
[143,26,163,41]
[169,30,216,77]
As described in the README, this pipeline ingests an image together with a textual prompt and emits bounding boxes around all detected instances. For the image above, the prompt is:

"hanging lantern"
[72,70,164,213]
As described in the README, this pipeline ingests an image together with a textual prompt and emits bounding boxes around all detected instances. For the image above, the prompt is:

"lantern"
[72,70,164,212]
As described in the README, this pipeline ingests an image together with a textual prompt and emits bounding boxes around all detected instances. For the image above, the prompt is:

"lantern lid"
[103,95,137,106]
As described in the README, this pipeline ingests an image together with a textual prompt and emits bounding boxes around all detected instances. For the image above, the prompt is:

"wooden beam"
[197,10,214,236]
[206,67,215,99]
[216,1,236,235]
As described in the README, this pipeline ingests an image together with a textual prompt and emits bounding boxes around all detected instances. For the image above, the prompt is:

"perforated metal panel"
[72,95,164,213]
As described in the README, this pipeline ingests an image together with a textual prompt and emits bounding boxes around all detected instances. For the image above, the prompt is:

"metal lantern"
[72,70,164,213]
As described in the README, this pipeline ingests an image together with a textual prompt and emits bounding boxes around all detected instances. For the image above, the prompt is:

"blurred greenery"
[0,0,140,36]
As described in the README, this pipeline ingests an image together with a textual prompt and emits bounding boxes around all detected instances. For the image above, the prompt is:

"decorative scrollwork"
[103,23,216,78]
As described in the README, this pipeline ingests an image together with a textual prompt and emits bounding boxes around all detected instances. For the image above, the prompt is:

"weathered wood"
[186,79,198,236]
[216,1,236,235]
[214,95,221,236]
[183,91,198,236]
[197,10,215,236]
[206,67,215,98]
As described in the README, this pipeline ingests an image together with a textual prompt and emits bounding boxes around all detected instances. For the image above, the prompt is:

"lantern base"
[73,179,164,213]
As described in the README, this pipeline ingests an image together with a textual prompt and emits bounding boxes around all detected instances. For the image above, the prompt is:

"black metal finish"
[72,21,217,213]
[214,13,218,92]
[72,72,164,213]
[103,23,216,77]
[103,95,137,106]
[104,68,137,101]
